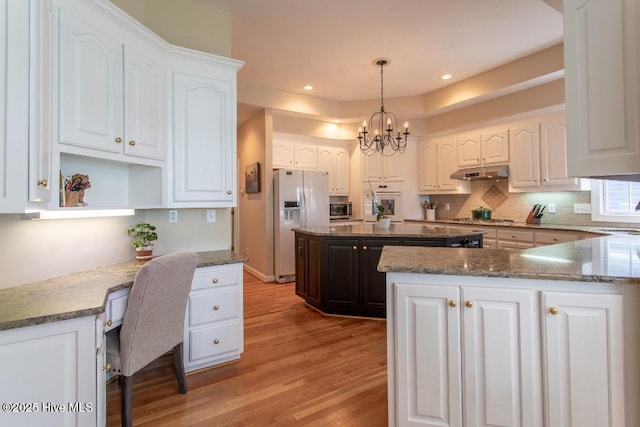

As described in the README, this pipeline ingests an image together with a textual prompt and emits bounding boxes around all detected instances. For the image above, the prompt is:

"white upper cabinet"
[57,8,166,163]
[318,145,350,195]
[510,111,588,192]
[362,152,403,182]
[419,137,470,194]
[0,0,29,213]
[457,130,509,168]
[564,0,640,178]
[272,134,318,170]
[168,50,243,207]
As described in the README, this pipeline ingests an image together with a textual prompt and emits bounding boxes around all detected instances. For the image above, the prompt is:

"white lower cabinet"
[388,275,628,427]
[0,316,98,427]
[183,263,244,372]
[541,291,625,427]
[392,282,541,427]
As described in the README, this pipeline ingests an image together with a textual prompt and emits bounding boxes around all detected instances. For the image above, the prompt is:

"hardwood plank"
[106,271,388,426]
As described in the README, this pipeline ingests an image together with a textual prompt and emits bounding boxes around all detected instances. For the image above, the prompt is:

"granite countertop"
[294,222,485,238]
[404,218,638,235]
[378,234,640,285]
[0,250,248,331]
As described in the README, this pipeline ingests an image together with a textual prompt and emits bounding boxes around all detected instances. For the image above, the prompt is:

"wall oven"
[364,191,403,222]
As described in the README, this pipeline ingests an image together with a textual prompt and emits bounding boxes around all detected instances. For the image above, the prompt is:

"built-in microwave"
[329,202,352,219]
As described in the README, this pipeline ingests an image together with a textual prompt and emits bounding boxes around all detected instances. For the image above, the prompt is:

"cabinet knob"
[103,363,112,372]
[128,140,136,146]
[213,305,219,311]
[213,339,220,345]
[465,301,473,308]
[212,278,219,284]
[449,300,457,308]
[549,307,559,316]
[352,245,357,250]
[115,137,122,143]
[37,179,48,187]
[363,245,368,250]
[227,190,232,195]
[103,319,113,327]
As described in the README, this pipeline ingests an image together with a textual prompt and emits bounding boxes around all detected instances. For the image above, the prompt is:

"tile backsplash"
[424,180,637,228]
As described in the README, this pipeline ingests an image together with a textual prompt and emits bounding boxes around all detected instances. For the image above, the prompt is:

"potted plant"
[127,222,158,262]
[376,204,391,230]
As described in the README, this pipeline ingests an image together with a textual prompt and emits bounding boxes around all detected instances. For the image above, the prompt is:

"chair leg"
[121,375,133,427]
[173,342,188,394]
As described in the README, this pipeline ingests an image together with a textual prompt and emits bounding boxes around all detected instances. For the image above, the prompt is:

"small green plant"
[376,204,387,221]
[127,222,158,248]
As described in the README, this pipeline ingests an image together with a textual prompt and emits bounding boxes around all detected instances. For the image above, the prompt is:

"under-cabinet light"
[21,209,136,220]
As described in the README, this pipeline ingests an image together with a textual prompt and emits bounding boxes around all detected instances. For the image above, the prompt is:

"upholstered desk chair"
[107,251,199,427]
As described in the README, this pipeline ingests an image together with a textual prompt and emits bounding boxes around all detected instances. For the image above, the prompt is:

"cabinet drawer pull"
[37,179,48,187]
[227,190,233,195]
[128,140,136,146]
[549,307,559,316]
[465,301,473,308]
[352,245,357,250]
[212,278,219,284]
[103,363,112,372]
[213,339,220,345]
[363,245,368,250]
[103,319,112,327]
[449,300,457,308]
[213,305,219,311]
[115,137,122,143]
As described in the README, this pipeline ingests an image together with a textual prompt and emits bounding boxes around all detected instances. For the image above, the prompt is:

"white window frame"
[591,180,640,223]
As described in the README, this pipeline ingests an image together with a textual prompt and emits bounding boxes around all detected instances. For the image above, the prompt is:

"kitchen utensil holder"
[425,208,436,221]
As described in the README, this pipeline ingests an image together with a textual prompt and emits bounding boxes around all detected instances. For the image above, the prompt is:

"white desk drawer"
[188,289,240,326]
[104,288,130,331]
[191,265,241,291]
[188,322,241,361]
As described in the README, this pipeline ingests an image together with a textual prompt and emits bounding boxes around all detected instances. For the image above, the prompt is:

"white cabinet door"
[482,129,509,165]
[436,140,459,191]
[58,8,123,154]
[0,316,98,427]
[362,152,383,181]
[462,287,541,427]
[540,113,578,188]
[394,283,462,427]
[509,122,540,189]
[541,291,625,427]
[123,46,166,160]
[294,144,317,169]
[457,133,482,167]
[363,152,404,182]
[564,0,640,177]
[273,140,294,168]
[418,139,438,192]
[0,0,28,212]
[171,68,237,206]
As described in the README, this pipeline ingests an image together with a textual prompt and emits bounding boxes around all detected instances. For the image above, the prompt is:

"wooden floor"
[106,271,388,426]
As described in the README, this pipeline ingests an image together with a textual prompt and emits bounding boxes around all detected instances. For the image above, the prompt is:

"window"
[591,180,640,223]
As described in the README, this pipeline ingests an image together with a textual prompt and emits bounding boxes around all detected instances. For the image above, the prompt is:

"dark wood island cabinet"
[294,223,483,318]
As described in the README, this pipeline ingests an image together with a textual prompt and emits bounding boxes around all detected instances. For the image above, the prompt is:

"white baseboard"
[243,264,275,283]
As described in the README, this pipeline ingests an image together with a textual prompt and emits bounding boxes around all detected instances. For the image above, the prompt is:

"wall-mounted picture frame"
[245,162,261,193]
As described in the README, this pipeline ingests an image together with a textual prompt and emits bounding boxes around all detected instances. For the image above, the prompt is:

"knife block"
[526,217,541,225]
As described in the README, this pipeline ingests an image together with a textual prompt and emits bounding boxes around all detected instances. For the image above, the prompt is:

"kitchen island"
[379,235,640,427]
[294,223,484,318]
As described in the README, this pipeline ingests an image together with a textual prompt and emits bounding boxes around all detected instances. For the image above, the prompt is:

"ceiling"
[203,0,563,112]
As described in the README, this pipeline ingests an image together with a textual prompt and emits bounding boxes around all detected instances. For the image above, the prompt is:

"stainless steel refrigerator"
[273,169,329,283]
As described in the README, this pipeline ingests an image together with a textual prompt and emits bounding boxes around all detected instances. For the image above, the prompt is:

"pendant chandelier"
[357,58,410,156]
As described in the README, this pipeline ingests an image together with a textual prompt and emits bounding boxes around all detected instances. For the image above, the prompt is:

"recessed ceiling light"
[440,74,453,80]
[303,85,314,90]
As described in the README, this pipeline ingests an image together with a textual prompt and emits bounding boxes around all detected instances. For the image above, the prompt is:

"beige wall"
[109,0,231,56]
[237,111,274,280]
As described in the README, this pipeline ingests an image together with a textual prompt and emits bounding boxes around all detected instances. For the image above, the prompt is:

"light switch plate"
[206,209,216,223]
[169,210,178,223]
[547,203,556,213]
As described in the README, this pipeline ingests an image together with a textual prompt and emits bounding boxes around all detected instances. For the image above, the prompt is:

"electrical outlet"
[445,203,450,211]
[547,203,556,213]
[169,210,178,223]
[206,209,216,223]
[573,203,591,214]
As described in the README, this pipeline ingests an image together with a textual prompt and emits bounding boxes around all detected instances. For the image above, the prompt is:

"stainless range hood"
[450,165,509,181]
